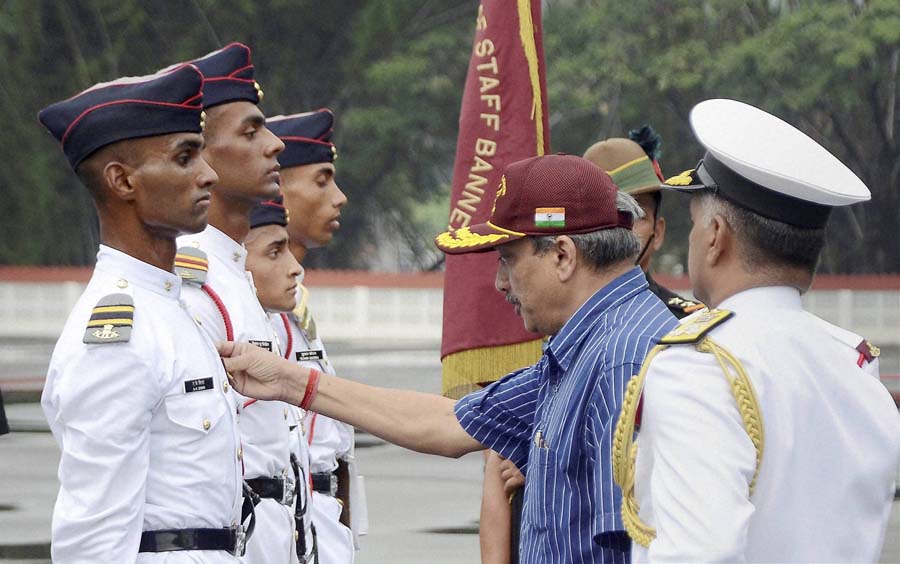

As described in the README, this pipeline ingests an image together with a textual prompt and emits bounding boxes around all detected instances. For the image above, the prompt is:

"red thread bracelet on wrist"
[299,368,320,410]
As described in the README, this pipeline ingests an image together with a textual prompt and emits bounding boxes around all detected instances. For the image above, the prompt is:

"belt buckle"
[329,473,339,497]
[232,525,247,557]
[282,476,296,506]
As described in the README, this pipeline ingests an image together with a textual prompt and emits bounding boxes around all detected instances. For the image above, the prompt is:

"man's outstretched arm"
[219,341,484,458]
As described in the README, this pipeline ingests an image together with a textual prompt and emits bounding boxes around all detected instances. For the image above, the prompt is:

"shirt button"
[237,447,243,461]
[223,380,230,393]
[231,519,237,527]
[116,279,128,289]
[202,419,211,431]
[283,408,288,420]
[294,530,300,541]
[164,281,173,292]
[232,252,241,262]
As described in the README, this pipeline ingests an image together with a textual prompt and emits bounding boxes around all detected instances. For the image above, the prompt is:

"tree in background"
[543,0,900,273]
[1,0,897,272]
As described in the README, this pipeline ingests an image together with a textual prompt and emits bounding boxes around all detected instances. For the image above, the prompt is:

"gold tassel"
[441,339,543,399]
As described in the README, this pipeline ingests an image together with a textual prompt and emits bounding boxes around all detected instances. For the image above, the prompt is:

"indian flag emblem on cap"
[535,207,565,228]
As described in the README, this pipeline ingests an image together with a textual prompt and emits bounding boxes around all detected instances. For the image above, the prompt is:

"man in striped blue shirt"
[218,154,678,563]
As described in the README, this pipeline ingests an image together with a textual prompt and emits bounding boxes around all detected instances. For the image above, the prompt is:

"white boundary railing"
[0,280,896,346]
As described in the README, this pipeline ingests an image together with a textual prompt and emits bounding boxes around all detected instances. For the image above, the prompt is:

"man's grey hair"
[697,191,825,275]
[531,192,644,271]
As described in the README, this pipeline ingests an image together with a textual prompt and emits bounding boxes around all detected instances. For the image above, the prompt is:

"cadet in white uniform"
[613,99,900,562]
[243,197,318,563]
[266,110,366,563]
[173,44,298,564]
[39,65,248,561]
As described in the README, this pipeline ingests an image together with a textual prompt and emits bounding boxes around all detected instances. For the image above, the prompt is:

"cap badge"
[535,207,565,228]
[665,169,696,186]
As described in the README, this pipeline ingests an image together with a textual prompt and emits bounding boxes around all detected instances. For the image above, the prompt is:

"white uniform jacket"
[631,286,899,563]
[272,298,367,564]
[177,226,298,564]
[43,246,243,563]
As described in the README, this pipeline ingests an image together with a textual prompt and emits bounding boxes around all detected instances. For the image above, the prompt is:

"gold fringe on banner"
[442,338,544,399]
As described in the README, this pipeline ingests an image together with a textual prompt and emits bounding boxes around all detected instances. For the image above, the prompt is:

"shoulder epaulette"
[856,340,880,363]
[83,293,134,344]
[292,284,310,321]
[659,308,733,344]
[174,246,208,285]
[291,285,317,340]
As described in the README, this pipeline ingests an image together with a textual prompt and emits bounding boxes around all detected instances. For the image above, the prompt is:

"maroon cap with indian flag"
[435,154,632,254]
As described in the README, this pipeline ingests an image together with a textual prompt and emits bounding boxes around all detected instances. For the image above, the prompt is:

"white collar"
[718,285,802,312]
[189,225,247,274]
[95,245,182,298]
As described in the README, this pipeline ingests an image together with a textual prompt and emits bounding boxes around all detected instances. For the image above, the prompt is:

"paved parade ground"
[1,340,897,563]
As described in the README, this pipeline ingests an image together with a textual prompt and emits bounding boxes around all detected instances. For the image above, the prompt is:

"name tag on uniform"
[184,377,214,393]
[249,340,273,352]
[296,350,324,362]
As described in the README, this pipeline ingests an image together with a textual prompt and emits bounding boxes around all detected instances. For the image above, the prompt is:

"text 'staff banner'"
[441,0,550,399]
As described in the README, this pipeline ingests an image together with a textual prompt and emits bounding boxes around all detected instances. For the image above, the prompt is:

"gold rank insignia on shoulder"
[660,308,734,345]
[83,293,134,344]
[866,341,881,358]
[291,285,318,340]
[667,295,706,315]
[174,246,208,285]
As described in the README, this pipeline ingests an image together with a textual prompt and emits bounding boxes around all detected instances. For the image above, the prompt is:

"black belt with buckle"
[139,482,258,556]
[311,471,339,496]
[139,527,245,554]
[246,476,295,506]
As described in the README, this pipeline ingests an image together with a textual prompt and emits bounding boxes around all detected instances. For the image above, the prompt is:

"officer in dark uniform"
[583,126,702,319]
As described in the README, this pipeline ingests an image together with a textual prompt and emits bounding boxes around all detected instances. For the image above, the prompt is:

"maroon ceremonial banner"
[441,0,550,398]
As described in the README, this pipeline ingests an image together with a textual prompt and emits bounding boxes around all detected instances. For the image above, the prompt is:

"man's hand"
[217,341,305,404]
[499,458,525,497]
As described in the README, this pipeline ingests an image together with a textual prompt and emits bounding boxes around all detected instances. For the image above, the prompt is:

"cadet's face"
[245,224,302,312]
[129,132,218,236]
[202,102,284,201]
[631,193,664,271]
[494,237,558,335]
[280,163,347,249]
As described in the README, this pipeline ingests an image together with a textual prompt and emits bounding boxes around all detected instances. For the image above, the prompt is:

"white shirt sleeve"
[639,349,758,562]
[46,344,160,564]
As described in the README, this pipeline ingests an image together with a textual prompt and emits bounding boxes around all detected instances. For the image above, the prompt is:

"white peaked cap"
[664,98,871,228]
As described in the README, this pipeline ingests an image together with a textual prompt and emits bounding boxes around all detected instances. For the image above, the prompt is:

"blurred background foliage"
[0,0,897,272]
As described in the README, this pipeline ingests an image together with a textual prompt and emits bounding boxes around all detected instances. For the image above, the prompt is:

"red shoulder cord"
[280,313,293,360]
[307,413,318,446]
[201,284,254,408]
[200,284,234,341]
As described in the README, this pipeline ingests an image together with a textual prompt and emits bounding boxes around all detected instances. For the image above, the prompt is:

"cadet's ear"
[103,160,137,202]
[554,236,577,282]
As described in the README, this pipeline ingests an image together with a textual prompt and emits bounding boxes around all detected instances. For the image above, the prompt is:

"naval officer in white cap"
[612,99,899,562]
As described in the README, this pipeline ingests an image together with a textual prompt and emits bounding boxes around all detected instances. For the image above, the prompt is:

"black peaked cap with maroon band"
[190,42,262,109]
[250,195,289,229]
[266,110,336,168]
[38,64,204,170]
